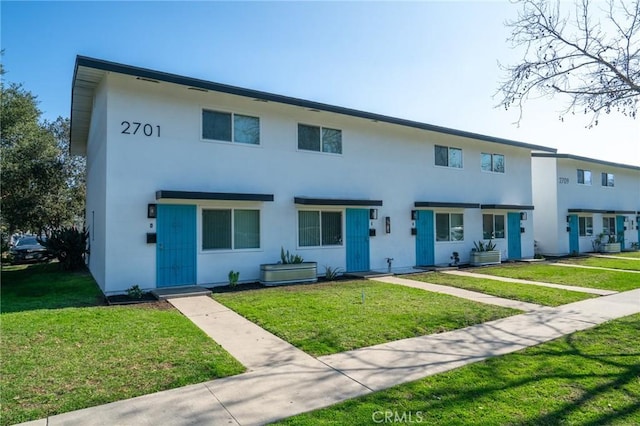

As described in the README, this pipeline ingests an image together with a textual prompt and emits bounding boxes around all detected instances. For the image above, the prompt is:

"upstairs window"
[435,145,463,168]
[298,124,342,154]
[482,214,505,239]
[202,110,260,145]
[577,169,592,185]
[601,172,614,187]
[578,216,593,236]
[481,153,505,173]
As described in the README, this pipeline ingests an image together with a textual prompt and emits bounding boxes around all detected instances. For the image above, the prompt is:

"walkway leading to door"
[552,262,640,274]
[588,254,640,261]
[370,275,544,311]
[22,288,640,426]
[441,270,617,296]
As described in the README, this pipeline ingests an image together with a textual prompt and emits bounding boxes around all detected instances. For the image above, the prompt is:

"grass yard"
[408,272,596,306]
[212,280,519,356]
[559,256,640,272]
[1,264,245,426]
[275,313,640,425]
[475,263,640,292]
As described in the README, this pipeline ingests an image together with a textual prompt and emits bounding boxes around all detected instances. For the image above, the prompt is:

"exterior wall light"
[411,210,418,221]
[147,204,157,218]
[520,212,527,220]
[370,208,378,220]
[385,217,391,234]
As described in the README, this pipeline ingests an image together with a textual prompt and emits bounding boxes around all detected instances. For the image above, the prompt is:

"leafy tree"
[1,80,85,238]
[497,0,640,126]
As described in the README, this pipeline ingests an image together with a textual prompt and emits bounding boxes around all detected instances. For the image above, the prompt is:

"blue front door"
[346,208,370,272]
[507,212,522,260]
[568,214,579,254]
[415,210,435,266]
[157,204,197,287]
[616,215,626,250]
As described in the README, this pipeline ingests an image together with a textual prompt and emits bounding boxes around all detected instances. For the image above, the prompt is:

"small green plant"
[324,265,343,281]
[280,247,304,264]
[39,226,89,271]
[228,270,239,287]
[126,284,144,299]
[473,240,496,252]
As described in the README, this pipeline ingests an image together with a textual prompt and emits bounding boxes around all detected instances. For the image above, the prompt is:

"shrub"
[40,226,89,270]
[228,270,239,287]
[126,285,144,299]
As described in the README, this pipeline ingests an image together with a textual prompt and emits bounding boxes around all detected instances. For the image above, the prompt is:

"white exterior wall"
[532,156,640,255]
[92,74,536,294]
[85,79,108,291]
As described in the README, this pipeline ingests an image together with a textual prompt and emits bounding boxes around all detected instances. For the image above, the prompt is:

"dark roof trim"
[414,202,480,209]
[568,208,636,214]
[532,153,640,171]
[156,190,274,202]
[73,56,557,153]
[294,197,383,206]
[481,204,535,210]
[567,208,608,214]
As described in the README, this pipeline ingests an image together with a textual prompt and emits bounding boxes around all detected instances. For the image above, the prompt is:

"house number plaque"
[121,121,161,137]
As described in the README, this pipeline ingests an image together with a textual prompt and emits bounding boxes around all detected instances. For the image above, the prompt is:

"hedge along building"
[532,153,640,256]
[70,56,555,295]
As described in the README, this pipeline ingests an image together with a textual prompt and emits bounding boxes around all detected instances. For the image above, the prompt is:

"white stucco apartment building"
[532,153,640,256]
[70,56,555,295]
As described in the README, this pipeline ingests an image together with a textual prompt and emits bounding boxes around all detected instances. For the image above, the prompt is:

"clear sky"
[2,1,638,165]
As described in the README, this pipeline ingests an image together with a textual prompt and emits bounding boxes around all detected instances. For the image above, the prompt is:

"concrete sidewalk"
[21,288,640,426]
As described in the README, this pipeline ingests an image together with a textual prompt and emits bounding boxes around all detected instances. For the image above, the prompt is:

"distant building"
[70,56,554,294]
[532,153,640,256]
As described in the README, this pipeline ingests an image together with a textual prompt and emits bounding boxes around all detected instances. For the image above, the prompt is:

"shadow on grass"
[1,262,105,313]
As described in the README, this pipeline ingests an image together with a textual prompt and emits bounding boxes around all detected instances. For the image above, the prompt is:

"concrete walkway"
[588,254,640,261]
[21,288,640,426]
[370,275,544,311]
[552,262,640,274]
[441,269,617,296]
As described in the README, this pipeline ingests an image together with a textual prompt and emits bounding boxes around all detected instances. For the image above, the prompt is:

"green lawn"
[559,256,640,272]
[475,263,640,292]
[212,280,519,356]
[1,263,105,313]
[1,264,245,426]
[408,272,596,306]
[275,314,640,425]
[616,251,640,259]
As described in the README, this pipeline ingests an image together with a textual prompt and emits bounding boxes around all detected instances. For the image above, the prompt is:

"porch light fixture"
[147,204,157,218]
[370,208,378,220]
[385,217,391,234]
[520,212,527,221]
[411,210,418,220]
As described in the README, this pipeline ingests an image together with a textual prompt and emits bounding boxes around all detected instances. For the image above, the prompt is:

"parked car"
[9,236,52,264]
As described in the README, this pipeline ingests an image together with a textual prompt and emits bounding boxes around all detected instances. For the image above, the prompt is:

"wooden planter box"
[260,262,318,286]
[602,243,621,253]
[470,251,501,266]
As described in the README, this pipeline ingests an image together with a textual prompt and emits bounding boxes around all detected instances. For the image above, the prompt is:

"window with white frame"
[482,214,505,239]
[578,216,593,236]
[435,145,463,168]
[298,124,342,154]
[202,110,260,145]
[481,153,505,173]
[602,216,616,235]
[577,169,592,185]
[601,172,615,187]
[436,213,464,242]
[202,209,260,250]
[298,210,342,247]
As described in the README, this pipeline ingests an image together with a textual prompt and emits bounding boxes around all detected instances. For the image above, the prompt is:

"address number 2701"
[121,121,160,137]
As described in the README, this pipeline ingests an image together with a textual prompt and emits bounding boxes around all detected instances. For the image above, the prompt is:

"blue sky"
[2,1,638,165]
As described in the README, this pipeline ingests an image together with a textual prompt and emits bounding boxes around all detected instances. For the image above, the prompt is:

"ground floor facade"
[90,190,535,294]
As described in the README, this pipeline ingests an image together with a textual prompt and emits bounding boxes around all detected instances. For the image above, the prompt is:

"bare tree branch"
[496,0,640,127]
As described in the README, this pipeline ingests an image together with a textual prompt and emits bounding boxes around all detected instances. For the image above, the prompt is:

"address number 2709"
[121,121,160,137]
